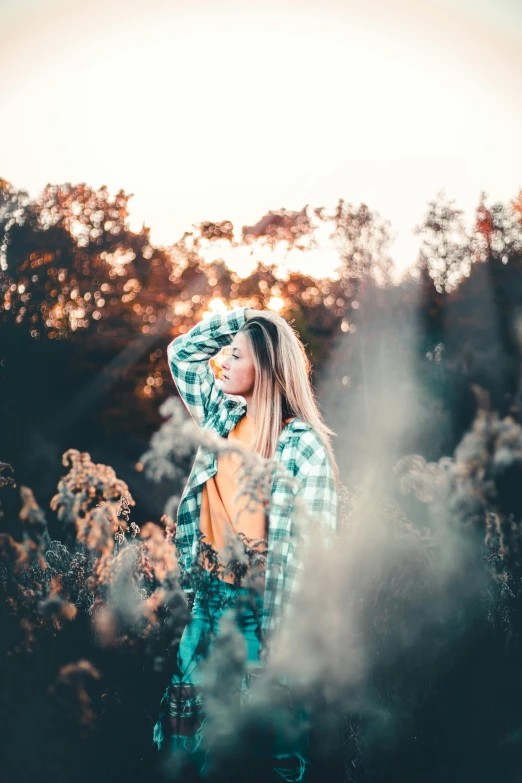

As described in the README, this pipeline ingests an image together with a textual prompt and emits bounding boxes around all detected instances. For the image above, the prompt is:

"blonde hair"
[238,313,339,485]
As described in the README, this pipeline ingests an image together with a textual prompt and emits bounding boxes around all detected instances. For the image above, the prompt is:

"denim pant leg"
[153,575,245,755]
[153,577,309,781]
[234,595,311,782]
[168,578,233,753]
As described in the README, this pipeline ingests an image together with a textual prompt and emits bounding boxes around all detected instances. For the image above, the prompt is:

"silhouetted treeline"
[1,177,522,519]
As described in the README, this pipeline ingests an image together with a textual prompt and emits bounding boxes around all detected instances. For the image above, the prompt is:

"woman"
[153,305,338,780]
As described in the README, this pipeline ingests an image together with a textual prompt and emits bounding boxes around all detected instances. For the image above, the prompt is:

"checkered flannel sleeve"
[264,435,338,638]
[166,307,249,427]
[297,434,337,530]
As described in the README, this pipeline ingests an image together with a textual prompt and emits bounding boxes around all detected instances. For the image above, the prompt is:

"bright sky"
[1,0,521,280]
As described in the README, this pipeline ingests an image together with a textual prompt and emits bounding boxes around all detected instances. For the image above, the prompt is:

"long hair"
[238,313,339,486]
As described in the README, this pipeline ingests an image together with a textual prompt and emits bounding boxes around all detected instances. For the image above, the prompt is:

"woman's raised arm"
[167,307,250,427]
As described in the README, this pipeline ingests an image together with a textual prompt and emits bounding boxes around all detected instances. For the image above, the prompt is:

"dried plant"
[394,384,522,639]
[0,449,190,659]
[48,659,102,730]
[0,392,519,783]
[138,396,199,484]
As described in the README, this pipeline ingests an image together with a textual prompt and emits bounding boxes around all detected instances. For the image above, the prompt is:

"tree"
[242,205,317,252]
[472,190,522,264]
[0,182,174,343]
[415,191,471,294]
[316,199,395,290]
[0,179,29,271]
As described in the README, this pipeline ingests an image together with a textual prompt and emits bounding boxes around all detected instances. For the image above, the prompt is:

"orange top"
[199,412,267,584]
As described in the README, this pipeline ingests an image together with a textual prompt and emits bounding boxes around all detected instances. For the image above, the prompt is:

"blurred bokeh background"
[2,2,522,782]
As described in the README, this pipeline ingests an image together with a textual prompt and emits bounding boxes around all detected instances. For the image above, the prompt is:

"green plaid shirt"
[167,306,337,638]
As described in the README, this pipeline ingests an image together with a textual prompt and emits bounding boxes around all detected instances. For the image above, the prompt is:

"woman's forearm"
[167,307,249,426]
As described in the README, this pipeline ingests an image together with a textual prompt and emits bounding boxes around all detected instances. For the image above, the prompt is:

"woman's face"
[220,331,256,400]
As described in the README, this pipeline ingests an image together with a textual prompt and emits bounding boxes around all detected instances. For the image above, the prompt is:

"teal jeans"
[153,571,309,781]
